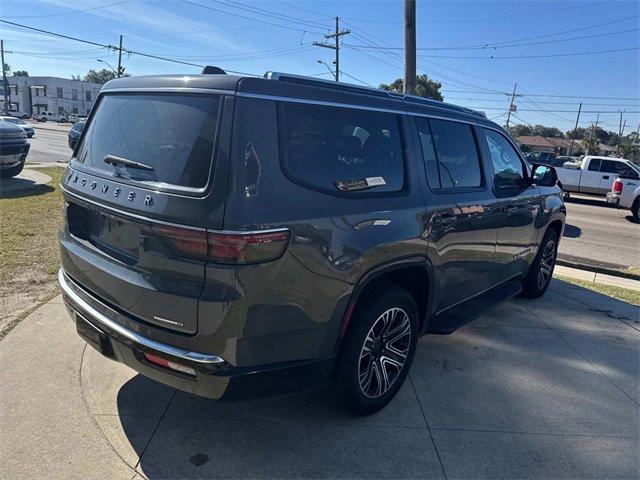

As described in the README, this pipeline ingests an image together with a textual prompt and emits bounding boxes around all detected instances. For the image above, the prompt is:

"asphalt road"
[25,122,72,165]
[24,127,639,269]
[560,195,639,269]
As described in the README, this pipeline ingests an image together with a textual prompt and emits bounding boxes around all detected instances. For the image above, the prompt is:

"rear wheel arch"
[337,258,433,348]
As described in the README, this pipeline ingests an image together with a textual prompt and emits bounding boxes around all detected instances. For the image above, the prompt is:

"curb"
[556,258,640,282]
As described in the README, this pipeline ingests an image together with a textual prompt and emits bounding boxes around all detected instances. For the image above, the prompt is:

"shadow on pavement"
[110,279,638,479]
[562,223,581,238]
[624,214,639,224]
[0,180,54,198]
[564,195,609,208]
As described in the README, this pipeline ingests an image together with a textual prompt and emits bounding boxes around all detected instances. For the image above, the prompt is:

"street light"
[97,59,118,74]
[317,60,336,81]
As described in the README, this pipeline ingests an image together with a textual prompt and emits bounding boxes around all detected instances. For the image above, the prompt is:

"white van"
[36,111,68,123]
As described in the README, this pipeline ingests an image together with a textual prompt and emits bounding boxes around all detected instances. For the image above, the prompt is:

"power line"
[442,89,640,101]
[417,46,640,59]
[443,96,639,107]
[342,1,608,24]
[1,0,132,19]
[0,19,261,75]
[178,0,328,35]
[346,27,640,51]
[213,0,330,29]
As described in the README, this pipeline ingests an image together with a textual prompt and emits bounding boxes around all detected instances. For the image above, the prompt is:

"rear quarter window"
[75,93,220,189]
[279,102,405,194]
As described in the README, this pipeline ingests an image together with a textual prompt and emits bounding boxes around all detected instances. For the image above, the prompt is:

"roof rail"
[264,71,391,99]
[263,71,485,118]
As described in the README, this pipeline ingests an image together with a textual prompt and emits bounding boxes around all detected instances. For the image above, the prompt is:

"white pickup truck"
[557,155,640,197]
[607,175,640,220]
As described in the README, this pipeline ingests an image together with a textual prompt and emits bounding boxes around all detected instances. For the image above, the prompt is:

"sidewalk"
[556,264,640,292]
[1,278,638,479]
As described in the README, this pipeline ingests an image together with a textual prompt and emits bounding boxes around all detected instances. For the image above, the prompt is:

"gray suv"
[59,70,565,415]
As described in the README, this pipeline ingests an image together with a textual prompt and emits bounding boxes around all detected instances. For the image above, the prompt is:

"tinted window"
[587,159,602,171]
[428,119,482,189]
[280,102,404,193]
[415,118,439,190]
[76,94,220,189]
[483,129,525,189]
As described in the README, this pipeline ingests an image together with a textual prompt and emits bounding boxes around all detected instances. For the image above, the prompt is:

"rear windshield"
[75,93,220,189]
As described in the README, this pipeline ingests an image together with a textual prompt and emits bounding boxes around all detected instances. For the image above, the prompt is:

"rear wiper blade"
[104,154,155,171]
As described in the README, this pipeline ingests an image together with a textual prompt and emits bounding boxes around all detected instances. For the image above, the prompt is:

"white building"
[6,76,103,116]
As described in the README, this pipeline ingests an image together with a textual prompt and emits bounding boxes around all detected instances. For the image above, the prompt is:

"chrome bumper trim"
[58,269,225,365]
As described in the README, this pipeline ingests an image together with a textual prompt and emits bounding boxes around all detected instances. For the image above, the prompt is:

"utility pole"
[586,114,600,155]
[617,118,627,156]
[1,40,9,114]
[313,18,350,82]
[505,83,518,129]
[618,110,625,137]
[568,102,582,156]
[403,0,416,95]
[116,35,123,78]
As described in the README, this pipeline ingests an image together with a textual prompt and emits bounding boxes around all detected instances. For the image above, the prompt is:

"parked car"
[0,120,30,178]
[5,110,30,119]
[525,151,559,166]
[36,111,68,123]
[607,175,640,220]
[556,155,640,198]
[0,116,34,137]
[58,70,565,415]
[69,114,87,123]
[68,121,85,149]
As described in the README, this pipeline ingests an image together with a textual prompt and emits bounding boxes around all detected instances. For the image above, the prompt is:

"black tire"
[1,161,25,179]
[521,228,559,298]
[329,283,418,416]
[631,198,639,222]
[40,118,47,122]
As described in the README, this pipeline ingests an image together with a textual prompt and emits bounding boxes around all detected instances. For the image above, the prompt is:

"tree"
[508,124,532,137]
[379,74,443,101]
[530,125,564,138]
[12,70,28,77]
[83,68,129,84]
[581,133,599,155]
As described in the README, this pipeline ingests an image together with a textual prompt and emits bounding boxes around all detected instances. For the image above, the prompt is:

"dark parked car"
[0,120,30,178]
[59,70,565,415]
[68,121,85,150]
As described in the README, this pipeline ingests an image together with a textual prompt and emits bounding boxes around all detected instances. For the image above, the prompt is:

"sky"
[1,0,638,134]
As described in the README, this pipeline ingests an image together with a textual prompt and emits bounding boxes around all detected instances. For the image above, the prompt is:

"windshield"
[75,93,220,189]
[3,118,25,125]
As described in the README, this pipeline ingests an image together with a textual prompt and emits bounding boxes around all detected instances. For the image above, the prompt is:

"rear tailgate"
[60,91,233,334]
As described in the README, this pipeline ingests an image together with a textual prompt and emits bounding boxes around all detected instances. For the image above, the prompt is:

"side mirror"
[531,164,558,187]
[563,161,579,169]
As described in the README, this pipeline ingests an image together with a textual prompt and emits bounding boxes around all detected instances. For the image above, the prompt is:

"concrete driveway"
[1,278,638,479]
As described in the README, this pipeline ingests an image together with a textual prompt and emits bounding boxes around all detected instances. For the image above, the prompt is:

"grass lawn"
[555,275,640,307]
[0,168,65,338]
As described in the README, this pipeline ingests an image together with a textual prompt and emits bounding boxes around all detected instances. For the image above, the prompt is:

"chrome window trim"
[59,269,226,365]
[101,87,233,95]
[236,91,492,126]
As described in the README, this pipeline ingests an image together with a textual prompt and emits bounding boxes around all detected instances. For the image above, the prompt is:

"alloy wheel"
[358,307,412,399]
[537,240,556,289]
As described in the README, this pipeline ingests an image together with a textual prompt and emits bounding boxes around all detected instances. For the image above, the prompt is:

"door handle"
[433,214,457,226]
[602,175,610,180]
[503,205,518,215]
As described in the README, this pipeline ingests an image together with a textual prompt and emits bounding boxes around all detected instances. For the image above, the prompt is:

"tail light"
[207,229,290,265]
[143,352,196,376]
[150,225,290,265]
[613,180,623,195]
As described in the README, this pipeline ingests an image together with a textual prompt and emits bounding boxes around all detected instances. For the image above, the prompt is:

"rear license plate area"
[75,311,114,357]
[68,203,140,263]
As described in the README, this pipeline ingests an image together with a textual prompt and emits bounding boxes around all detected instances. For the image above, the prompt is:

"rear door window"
[76,93,220,189]
[279,102,404,193]
[416,118,483,189]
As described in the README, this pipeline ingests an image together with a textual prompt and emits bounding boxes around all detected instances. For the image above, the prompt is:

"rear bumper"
[59,269,335,400]
[606,193,620,207]
[0,142,30,166]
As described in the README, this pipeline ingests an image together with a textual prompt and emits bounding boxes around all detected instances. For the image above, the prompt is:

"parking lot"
[1,278,637,479]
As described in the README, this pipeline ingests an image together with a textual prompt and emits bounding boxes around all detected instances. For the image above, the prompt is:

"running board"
[426,280,522,334]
